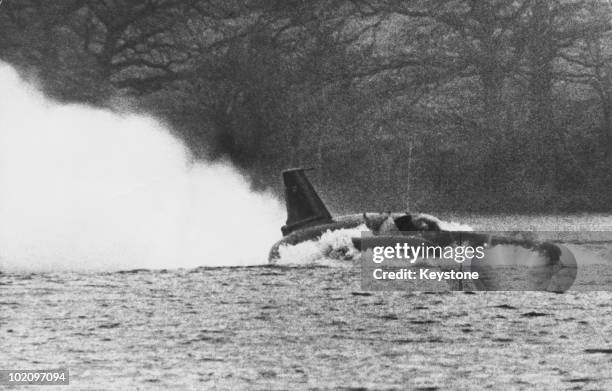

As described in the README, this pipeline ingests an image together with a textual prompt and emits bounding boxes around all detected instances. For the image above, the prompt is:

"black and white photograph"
[1,0,612,389]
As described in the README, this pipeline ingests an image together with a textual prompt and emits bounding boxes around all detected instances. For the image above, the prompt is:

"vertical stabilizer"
[281,168,332,235]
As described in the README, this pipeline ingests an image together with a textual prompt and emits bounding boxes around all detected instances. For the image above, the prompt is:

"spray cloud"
[0,63,284,272]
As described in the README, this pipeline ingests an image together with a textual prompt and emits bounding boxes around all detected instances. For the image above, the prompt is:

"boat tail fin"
[281,168,332,236]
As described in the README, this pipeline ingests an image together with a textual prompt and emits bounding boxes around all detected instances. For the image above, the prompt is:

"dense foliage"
[2,0,611,212]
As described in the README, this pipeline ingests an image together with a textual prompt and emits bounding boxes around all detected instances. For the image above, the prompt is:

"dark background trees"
[1,0,611,213]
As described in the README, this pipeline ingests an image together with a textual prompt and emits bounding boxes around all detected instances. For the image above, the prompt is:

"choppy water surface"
[2,215,612,390]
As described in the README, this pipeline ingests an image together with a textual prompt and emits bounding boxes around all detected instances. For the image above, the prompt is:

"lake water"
[2,214,612,390]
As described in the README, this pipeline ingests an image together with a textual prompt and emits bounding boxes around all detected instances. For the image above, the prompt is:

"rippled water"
[3,268,612,389]
[2,215,612,390]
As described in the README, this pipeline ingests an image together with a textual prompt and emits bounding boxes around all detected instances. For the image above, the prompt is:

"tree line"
[1,0,611,213]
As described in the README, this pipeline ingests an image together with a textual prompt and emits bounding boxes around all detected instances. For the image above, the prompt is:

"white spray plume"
[0,63,284,272]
